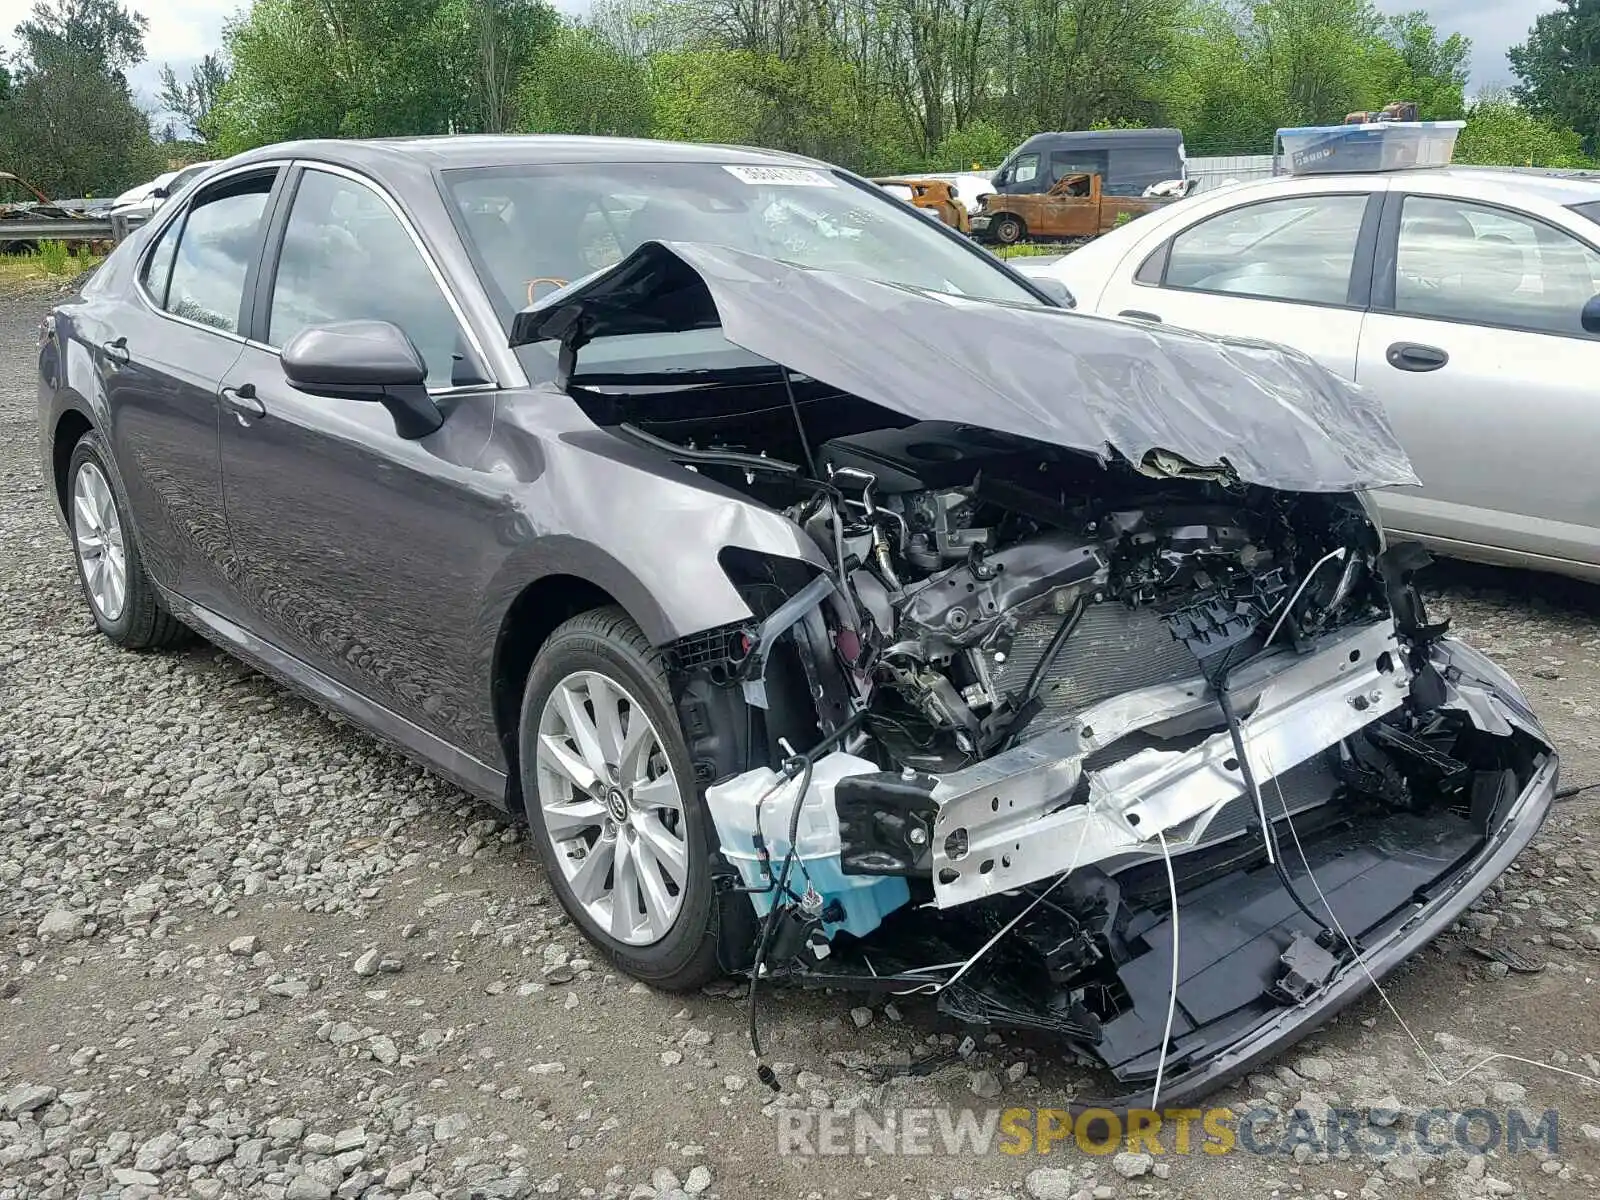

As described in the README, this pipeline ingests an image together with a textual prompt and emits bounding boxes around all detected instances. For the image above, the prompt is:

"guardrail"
[0,217,115,243]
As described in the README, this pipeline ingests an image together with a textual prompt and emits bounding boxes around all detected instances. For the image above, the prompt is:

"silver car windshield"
[444,161,1039,318]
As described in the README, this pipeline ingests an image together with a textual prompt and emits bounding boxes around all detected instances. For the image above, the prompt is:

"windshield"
[445,161,1038,316]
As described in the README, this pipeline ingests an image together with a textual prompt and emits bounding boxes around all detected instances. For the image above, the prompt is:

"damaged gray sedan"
[38,137,1556,1109]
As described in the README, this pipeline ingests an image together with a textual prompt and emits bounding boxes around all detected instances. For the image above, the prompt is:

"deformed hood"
[511,241,1419,493]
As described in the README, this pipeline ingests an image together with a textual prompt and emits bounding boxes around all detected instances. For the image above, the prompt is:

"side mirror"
[281,319,443,439]
[1031,276,1076,309]
[1583,294,1600,335]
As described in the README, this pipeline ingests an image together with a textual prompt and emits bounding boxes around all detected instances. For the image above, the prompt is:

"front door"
[216,164,503,760]
[1356,192,1600,568]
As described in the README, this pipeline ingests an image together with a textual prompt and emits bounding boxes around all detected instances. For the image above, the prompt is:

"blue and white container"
[706,752,911,939]
[1275,120,1464,176]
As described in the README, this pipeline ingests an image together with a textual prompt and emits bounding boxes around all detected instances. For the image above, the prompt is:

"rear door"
[1356,191,1600,567]
[216,162,503,754]
[1097,186,1383,379]
[101,166,283,613]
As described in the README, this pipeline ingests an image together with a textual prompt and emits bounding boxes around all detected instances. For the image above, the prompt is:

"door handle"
[220,382,266,422]
[1385,342,1449,372]
[101,337,129,366]
[1118,309,1162,323]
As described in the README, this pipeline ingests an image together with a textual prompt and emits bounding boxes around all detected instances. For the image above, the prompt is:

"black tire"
[518,606,722,990]
[66,431,188,650]
[992,214,1025,245]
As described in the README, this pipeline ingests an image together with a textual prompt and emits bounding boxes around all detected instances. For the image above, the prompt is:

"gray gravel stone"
[1024,1167,1076,1199]
[0,1082,57,1115]
[1112,1151,1153,1178]
[266,1117,307,1142]
[185,1134,233,1164]
[36,908,85,940]
[286,1177,335,1200]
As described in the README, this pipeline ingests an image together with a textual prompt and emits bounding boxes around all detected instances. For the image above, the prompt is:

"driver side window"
[1011,154,1040,186]
[1393,195,1600,336]
[268,169,472,389]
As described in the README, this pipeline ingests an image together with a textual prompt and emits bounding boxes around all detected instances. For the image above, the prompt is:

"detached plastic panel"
[1276,120,1464,175]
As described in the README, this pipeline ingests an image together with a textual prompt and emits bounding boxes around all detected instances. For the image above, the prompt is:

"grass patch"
[0,244,104,292]
[993,242,1073,259]
[39,239,72,274]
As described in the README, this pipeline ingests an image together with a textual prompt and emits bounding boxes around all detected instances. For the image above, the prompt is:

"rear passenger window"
[1164,193,1369,305]
[163,175,275,334]
[140,218,181,307]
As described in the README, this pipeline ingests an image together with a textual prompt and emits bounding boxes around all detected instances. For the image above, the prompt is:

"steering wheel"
[525,277,570,304]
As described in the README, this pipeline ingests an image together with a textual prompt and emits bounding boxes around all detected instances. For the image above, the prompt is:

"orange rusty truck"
[970,173,1173,245]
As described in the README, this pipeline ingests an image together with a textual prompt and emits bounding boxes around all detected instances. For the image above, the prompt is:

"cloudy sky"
[4,0,1561,118]
[1375,0,1557,93]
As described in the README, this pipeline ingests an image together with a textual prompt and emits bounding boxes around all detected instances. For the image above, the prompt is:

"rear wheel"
[992,213,1025,245]
[518,607,721,989]
[66,432,187,649]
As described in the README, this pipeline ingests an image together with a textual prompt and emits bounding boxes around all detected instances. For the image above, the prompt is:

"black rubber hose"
[1021,600,1086,708]
[746,751,815,1090]
[1002,601,1086,750]
[1214,684,1339,939]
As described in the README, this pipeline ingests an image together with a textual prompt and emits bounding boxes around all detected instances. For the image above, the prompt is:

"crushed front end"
[679,422,1554,1105]
[518,241,1557,1106]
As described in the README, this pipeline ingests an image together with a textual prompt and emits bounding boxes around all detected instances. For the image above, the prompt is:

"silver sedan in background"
[1018,167,1600,582]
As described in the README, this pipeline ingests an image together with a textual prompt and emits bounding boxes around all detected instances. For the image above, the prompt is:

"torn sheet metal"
[511,241,1420,494]
[1431,638,1549,743]
[928,619,1411,907]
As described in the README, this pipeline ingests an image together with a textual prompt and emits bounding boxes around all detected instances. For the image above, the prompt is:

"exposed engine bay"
[527,240,1557,1107]
[634,411,1553,1105]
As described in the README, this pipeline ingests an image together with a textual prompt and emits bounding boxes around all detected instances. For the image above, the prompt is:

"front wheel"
[992,214,1025,245]
[518,607,721,990]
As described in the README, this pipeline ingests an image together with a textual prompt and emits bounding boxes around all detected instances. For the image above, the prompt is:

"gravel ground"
[3,280,1599,1200]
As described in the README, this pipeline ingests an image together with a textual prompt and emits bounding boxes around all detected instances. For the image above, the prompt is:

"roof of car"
[229,134,826,173]
[1214,164,1600,205]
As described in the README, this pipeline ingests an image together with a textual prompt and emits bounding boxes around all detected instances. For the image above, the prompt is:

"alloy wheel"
[534,670,689,945]
[72,461,128,623]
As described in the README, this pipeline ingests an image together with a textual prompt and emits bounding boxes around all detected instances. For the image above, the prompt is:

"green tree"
[1457,91,1592,169]
[14,0,147,81]
[1166,3,1281,153]
[929,119,1014,170]
[1372,11,1469,120]
[649,47,764,147]
[451,0,561,133]
[0,0,158,196]
[211,0,559,152]
[196,0,1523,174]
[521,23,653,136]
[158,53,230,145]
[1509,0,1600,152]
